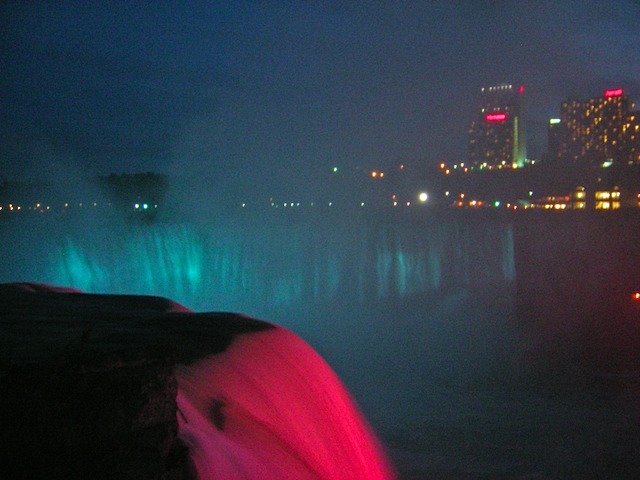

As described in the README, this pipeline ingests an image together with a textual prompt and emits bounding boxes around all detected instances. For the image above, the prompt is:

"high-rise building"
[546,118,565,165]
[468,84,526,168]
[548,88,638,166]
[623,108,640,165]
[553,97,588,165]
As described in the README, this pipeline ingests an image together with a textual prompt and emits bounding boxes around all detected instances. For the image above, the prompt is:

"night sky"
[2,1,639,193]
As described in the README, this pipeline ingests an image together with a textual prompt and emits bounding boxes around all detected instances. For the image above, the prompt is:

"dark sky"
[2,1,639,190]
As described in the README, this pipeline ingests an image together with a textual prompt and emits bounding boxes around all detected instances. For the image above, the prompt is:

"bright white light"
[418,192,428,202]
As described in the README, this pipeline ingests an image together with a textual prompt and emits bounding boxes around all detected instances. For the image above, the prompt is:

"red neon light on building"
[485,113,507,122]
[519,85,524,94]
[604,88,623,98]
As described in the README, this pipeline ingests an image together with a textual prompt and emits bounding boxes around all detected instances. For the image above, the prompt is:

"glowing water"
[16,217,516,315]
[176,324,396,480]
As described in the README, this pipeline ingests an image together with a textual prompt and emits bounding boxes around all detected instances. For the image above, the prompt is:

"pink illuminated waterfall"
[1,283,395,478]
[176,323,396,479]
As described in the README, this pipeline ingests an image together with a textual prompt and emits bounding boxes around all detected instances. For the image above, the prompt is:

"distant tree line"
[97,172,168,213]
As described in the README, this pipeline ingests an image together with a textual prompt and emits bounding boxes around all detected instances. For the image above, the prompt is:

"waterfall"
[2,215,516,313]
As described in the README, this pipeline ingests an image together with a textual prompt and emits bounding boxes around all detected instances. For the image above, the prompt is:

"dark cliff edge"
[0,283,273,479]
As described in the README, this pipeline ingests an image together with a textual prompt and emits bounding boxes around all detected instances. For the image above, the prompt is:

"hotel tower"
[468,84,527,169]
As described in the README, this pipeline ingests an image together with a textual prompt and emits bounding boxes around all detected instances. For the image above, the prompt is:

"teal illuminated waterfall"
[2,216,516,314]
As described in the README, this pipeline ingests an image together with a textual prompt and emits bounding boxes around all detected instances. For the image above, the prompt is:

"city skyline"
[2,1,639,194]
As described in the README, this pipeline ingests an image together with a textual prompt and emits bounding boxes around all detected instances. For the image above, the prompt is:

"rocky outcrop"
[1,346,191,479]
[0,284,198,479]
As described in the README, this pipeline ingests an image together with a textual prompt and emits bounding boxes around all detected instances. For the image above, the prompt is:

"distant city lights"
[2,185,639,215]
[439,159,522,173]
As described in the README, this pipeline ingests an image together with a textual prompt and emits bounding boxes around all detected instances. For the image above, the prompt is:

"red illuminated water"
[176,324,396,480]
